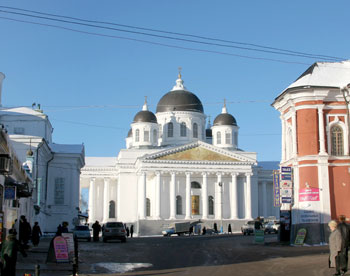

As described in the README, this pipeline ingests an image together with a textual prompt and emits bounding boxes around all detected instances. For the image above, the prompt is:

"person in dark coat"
[130,225,134,238]
[337,215,350,274]
[1,229,27,276]
[254,217,263,230]
[31,222,42,246]
[329,220,343,275]
[202,227,207,235]
[62,221,69,233]
[56,224,63,236]
[92,221,101,241]
[228,224,232,234]
[214,223,218,233]
[19,215,31,247]
[126,226,130,237]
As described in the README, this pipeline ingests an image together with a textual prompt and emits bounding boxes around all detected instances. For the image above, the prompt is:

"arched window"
[193,123,198,138]
[167,122,173,137]
[153,129,157,144]
[331,125,344,156]
[176,196,182,215]
[217,132,221,144]
[191,181,201,189]
[225,131,231,144]
[144,130,149,142]
[180,122,187,137]
[135,129,140,142]
[146,198,151,217]
[234,132,238,146]
[208,196,214,215]
[109,200,116,218]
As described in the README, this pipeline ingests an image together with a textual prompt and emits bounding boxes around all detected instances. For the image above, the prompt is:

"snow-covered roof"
[0,106,46,117]
[85,157,117,167]
[49,143,84,154]
[258,161,279,170]
[282,60,350,94]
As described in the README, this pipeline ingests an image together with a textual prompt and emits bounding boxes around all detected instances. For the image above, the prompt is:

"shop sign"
[281,174,292,180]
[299,210,320,223]
[62,233,75,259]
[280,180,292,189]
[280,188,292,197]
[299,188,320,202]
[273,171,281,207]
[255,229,265,244]
[281,166,292,173]
[53,236,69,263]
[294,228,307,245]
[4,186,16,200]
[281,197,292,204]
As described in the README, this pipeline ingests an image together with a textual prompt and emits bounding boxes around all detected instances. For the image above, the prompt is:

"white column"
[169,172,176,220]
[139,172,146,219]
[318,105,326,154]
[230,173,238,219]
[155,172,161,219]
[202,173,208,219]
[292,109,298,156]
[216,173,223,220]
[103,178,110,223]
[88,178,95,223]
[281,115,286,161]
[262,181,267,218]
[245,173,253,220]
[185,172,191,219]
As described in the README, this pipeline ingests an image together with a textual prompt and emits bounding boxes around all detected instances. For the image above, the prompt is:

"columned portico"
[155,172,161,219]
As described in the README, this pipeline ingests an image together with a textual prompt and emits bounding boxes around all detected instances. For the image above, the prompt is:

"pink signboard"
[53,236,69,263]
[299,188,320,202]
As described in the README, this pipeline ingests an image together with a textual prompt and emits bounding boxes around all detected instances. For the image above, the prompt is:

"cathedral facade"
[81,74,278,235]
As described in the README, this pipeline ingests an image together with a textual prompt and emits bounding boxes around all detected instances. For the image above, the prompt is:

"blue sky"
[1,1,349,161]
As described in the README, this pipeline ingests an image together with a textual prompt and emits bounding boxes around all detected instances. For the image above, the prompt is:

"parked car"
[264,221,280,234]
[241,220,255,235]
[73,225,91,241]
[102,222,127,242]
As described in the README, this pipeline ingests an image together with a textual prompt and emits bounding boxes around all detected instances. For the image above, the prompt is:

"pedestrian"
[130,224,134,238]
[56,224,63,236]
[337,215,350,274]
[202,226,206,235]
[61,221,69,233]
[254,217,263,230]
[92,220,101,241]
[328,220,343,275]
[19,216,31,248]
[228,224,232,234]
[214,223,218,233]
[1,229,27,276]
[31,222,42,246]
[126,226,130,237]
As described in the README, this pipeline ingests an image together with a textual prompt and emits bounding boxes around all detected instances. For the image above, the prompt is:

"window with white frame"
[146,198,151,217]
[176,195,182,215]
[208,196,214,215]
[144,130,149,142]
[225,131,231,144]
[135,129,140,142]
[331,125,344,156]
[193,123,198,138]
[54,177,65,205]
[180,122,187,137]
[167,122,173,137]
[217,132,221,144]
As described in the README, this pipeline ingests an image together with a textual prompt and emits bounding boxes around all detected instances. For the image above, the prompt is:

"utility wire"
[0,16,312,66]
[0,9,342,62]
[0,5,344,61]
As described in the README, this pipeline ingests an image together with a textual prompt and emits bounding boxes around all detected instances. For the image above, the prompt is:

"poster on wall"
[5,208,17,229]
[299,188,320,202]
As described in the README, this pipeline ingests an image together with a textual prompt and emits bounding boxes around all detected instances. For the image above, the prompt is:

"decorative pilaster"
[262,181,267,218]
[230,173,238,219]
[202,173,208,219]
[245,173,253,220]
[292,109,298,156]
[281,115,286,161]
[88,178,96,223]
[216,173,223,220]
[139,172,146,219]
[185,172,191,219]
[103,178,110,222]
[169,172,176,220]
[318,105,326,154]
[155,172,161,219]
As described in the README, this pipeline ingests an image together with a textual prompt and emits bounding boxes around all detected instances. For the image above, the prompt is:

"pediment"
[143,141,255,163]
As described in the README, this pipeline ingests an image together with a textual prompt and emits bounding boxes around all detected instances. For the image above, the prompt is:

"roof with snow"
[49,143,84,154]
[0,107,46,117]
[278,60,350,97]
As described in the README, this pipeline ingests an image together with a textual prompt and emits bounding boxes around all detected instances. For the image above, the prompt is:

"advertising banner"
[299,209,320,223]
[273,171,281,207]
[281,166,292,173]
[299,188,320,202]
[53,236,69,263]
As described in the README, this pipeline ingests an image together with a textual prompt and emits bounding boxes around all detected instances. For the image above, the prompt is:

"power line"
[0,16,313,66]
[0,5,344,61]
[0,9,343,62]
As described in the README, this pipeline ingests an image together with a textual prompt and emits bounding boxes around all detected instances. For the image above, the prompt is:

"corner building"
[273,61,350,244]
[81,74,279,235]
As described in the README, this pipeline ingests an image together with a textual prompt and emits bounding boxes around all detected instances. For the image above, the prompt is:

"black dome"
[206,128,212,137]
[156,90,204,113]
[213,113,237,126]
[133,110,157,123]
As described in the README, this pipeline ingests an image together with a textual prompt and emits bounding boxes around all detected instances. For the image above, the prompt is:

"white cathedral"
[80,73,279,235]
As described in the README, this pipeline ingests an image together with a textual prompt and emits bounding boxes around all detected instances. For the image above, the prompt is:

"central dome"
[156,89,204,113]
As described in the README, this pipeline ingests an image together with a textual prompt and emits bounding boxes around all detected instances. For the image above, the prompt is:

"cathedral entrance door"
[191,195,200,215]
